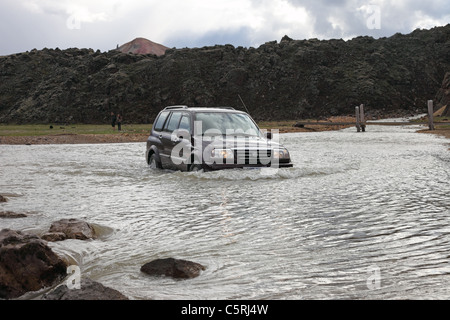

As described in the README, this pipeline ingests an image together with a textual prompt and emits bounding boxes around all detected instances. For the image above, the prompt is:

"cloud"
[0,0,449,55]
[132,0,316,47]
[21,0,112,26]
[247,0,316,44]
[284,0,450,39]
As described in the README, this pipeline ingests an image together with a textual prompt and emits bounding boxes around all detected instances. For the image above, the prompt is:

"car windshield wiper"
[228,133,260,137]
[201,133,258,137]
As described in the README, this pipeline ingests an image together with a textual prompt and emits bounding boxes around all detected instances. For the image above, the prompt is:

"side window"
[165,112,183,132]
[178,115,191,132]
[153,111,169,132]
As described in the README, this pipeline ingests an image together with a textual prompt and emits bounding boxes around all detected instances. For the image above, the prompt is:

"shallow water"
[1,124,449,300]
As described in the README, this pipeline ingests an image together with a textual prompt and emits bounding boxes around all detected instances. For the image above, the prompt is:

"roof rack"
[164,106,236,111]
[164,105,188,110]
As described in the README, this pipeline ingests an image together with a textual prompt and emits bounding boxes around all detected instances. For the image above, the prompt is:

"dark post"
[355,106,361,132]
[428,100,435,130]
[360,104,366,132]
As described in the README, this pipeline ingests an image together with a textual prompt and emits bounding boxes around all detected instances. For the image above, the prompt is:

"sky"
[1,0,449,55]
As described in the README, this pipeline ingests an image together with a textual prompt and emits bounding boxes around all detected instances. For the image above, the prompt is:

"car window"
[194,112,261,136]
[165,112,183,132]
[178,115,191,132]
[153,111,170,131]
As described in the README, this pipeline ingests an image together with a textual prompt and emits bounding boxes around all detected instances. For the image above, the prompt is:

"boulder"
[42,278,128,300]
[0,229,67,299]
[141,258,206,279]
[41,232,66,242]
[435,72,450,117]
[42,218,96,241]
[0,211,27,218]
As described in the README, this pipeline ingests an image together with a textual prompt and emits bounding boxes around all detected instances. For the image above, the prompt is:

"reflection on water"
[0,124,449,299]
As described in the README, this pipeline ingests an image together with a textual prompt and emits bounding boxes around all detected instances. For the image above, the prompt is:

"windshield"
[194,112,262,136]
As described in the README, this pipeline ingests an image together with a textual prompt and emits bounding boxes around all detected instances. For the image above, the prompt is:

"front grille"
[234,149,272,165]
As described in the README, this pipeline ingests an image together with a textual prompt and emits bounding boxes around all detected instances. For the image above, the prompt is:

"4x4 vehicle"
[146,106,293,171]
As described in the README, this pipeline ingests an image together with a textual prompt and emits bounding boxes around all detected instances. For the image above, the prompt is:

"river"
[0,124,449,300]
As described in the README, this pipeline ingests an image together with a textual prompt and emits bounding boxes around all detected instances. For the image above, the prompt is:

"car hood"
[195,135,285,151]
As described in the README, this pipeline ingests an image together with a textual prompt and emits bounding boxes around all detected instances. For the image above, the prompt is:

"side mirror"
[265,132,272,140]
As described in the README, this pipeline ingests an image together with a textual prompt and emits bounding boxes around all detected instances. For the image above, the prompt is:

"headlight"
[273,148,290,159]
[212,148,234,159]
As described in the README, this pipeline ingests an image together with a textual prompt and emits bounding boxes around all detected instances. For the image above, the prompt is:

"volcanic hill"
[0,26,449,124]
[117,38,169,56]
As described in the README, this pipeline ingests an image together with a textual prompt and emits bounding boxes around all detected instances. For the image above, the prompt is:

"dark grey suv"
[146,106,293,171]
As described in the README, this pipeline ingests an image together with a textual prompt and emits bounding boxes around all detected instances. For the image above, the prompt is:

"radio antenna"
[238,94,251,115]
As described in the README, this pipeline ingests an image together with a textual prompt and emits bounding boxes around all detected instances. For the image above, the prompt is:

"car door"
[149,110,170,166]
[159,111,183,170]
[172,113,192,171]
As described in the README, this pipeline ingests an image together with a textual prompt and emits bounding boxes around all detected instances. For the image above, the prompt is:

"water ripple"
[0,127,449,299]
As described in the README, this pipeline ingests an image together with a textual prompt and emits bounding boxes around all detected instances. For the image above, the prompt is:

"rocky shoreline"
[0,195,206,300]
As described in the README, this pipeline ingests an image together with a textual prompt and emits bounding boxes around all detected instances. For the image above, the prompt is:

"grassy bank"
[1,116,449,145]
[0,124,153,136]
[413,116,450,139]
[0,118,352,138]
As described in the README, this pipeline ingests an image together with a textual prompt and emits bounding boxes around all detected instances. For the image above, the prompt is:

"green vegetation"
[0,121,300,137]
[433,116,450,129]
[257,120,298,130]
[410,116,450,127]
[1,118,448,138]
[0,124,152,137]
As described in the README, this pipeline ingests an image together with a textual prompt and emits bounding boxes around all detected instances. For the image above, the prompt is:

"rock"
[41,232,66,242]
[0,229,67,299]
[435,72,450,117]
[42,278,128,300]
[280,35,294,43]
[0,211,27,218]
[0,195,7,202]
[43,218,97,241]
[140,257,206,279]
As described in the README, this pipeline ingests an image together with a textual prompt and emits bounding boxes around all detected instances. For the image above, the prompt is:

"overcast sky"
[1,0,449,55]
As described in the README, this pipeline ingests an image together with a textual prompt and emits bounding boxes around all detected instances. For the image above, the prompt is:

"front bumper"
[205,160,293,171]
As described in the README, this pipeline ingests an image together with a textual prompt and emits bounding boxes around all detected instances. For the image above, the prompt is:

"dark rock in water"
[0,229,67,299]
[42,218,96,241]
[41,232,66,242]
[42,278,128,300]
[141,258,206,279]
[0,211,27,218]
[0,195,7,202]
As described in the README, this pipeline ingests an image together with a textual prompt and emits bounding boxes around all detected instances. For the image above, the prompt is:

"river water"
[1,124,449,300]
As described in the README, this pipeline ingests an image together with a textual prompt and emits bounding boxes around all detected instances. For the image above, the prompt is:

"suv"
[146,106,293,171]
